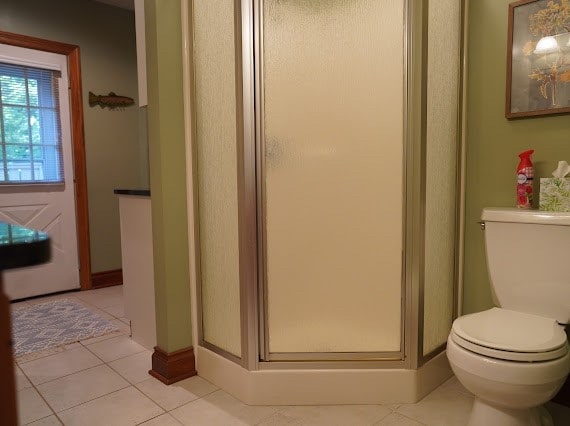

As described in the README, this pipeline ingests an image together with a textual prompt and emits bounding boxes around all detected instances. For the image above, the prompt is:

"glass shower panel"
[262,0,405,354]
[423,0,461,355]
[193,0,241,357]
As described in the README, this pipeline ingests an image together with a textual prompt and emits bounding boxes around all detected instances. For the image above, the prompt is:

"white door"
[0,44,79,300]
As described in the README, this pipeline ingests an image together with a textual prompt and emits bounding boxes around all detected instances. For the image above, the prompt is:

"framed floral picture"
[506,0,570,119]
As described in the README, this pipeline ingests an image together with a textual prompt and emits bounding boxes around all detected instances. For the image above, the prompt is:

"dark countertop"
[114,189,151,197]
[0,222,51,270]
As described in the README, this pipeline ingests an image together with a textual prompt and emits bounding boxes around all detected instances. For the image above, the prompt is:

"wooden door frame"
[0,30,92,290]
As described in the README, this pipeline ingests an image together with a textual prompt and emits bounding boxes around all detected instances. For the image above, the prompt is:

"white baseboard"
[196,346,452,405]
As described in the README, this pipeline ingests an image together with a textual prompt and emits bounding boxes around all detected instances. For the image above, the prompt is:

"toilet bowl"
[447,308,570,426]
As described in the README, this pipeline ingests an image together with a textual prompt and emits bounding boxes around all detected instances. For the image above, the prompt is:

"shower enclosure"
[186,0,465,403]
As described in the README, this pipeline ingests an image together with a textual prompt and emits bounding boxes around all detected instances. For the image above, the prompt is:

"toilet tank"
[482,207,570,324]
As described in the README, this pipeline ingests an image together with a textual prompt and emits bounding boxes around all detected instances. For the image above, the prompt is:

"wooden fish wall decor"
[88,91,135,110]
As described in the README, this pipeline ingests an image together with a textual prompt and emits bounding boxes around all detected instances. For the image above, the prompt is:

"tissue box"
[539,178,570,211]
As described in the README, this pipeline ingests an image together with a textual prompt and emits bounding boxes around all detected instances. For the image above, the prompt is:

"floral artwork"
[507,0,570,118]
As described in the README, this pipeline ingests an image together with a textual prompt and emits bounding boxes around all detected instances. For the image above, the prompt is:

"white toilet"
[447,207,570,426]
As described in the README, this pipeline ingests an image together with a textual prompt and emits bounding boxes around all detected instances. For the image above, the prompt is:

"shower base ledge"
[196,346,452,405]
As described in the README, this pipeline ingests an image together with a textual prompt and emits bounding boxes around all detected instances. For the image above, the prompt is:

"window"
[0,62,64,184]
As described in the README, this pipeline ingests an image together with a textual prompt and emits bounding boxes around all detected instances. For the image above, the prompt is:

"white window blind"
[0,62,64,184]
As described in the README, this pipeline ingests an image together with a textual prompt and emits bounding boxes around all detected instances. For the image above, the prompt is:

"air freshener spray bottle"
[517,149,534,209]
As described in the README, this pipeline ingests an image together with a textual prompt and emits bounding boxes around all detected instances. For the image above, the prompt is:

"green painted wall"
[145,0,192,352]
[464,0,570,314]
[0,0,146,273]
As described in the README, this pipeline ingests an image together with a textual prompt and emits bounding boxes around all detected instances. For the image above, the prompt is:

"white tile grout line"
[13,289,135,424]
[389,412,429,426]
[14,302,167,423]
[16,335,152,424]
[17,345,449,426]
[70,294,126,320]
[13,287,461,426]
[17,350,449,426]
[26,315,557,424]
[132,379,220,413]
[135,412,182,426]
[18,361,60,424]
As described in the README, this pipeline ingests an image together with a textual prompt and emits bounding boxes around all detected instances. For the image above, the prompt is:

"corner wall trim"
[91,269,123,289]
[149,346,197,385]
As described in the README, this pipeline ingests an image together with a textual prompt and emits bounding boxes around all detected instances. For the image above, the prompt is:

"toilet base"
[468,398,553,426]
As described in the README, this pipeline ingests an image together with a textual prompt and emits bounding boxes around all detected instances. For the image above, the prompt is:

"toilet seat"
[451,308,568,362]
[450,331,568,362]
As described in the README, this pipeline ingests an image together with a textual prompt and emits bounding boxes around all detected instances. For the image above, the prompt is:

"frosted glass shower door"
[261,0,405,356]
[193,0,242,357]
[422,0,461,357]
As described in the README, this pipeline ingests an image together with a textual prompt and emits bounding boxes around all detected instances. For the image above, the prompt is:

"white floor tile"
[108,350,153,384]
[76,302,115,320]
[103,303,125,318]
[395,383,473,426]
[81,286,123,298]
[13,287,493,426]
[255,412,297,426]
[91,285,123,296]
[259,405,392,426]
[139,413,183,425]
[26,415,62,425]
[170,390,279,426]
[36,364,130,412]
[15,365,32,391]
[110,318,131,333]
[75,288,123,310]
[373,412,426,426]
[79,319,130,345]
[136,375,218,411]
[57,386,163,426]
[17,388,53,425]
[437,376,473,397]
[19,346,102,385]
[84,334,145,362]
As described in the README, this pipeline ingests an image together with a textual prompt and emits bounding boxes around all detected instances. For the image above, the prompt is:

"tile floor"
[11,286,570,425]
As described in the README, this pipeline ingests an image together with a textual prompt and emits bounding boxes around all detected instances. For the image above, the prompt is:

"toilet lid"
[452,308,568,354]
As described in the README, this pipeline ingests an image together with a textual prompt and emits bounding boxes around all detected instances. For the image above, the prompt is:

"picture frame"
[506,0,570,119]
